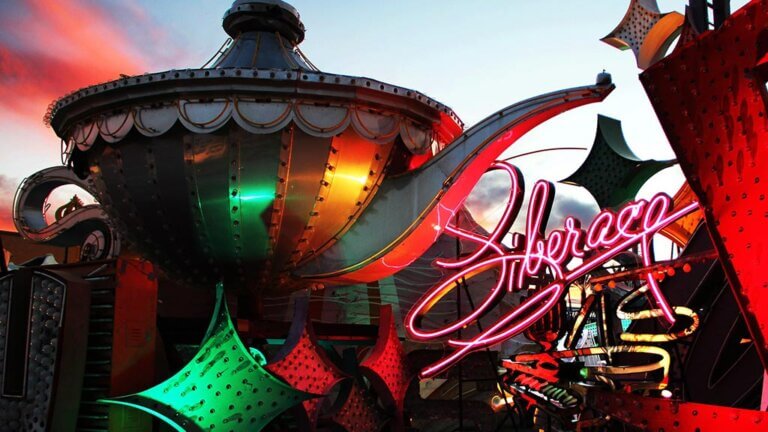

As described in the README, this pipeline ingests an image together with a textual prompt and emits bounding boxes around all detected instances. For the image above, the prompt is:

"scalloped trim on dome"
[68,97,437,154]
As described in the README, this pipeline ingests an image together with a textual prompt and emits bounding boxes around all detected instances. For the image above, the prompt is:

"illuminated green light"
[249,347,267,366]
[239,191,275,203]
[101,283,312,432]
[579,367,589,379]
[234,185,276,260]
[104,399,185,432]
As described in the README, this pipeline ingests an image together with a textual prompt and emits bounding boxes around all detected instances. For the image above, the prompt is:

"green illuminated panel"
[236,133,281,262]
[102,283,311,432]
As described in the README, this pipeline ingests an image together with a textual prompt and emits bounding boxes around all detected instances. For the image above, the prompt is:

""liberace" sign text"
[405,161,700,378]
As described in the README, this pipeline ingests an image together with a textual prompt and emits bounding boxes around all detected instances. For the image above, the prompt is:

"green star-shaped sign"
[561,115,674,209]
[102,283,312,431]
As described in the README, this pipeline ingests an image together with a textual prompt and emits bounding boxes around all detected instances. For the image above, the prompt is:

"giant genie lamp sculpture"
[9,0,768,431]
[14,0,613,294]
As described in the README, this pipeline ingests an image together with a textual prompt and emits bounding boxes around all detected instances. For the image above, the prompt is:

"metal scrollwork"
[13,166,120,261]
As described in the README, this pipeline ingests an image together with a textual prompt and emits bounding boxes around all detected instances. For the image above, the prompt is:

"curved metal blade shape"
[13,166,120,260]
[295,81,615,284]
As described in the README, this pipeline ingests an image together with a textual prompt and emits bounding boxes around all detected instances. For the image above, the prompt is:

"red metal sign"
[589,390,768,432]
[640,0,768,371]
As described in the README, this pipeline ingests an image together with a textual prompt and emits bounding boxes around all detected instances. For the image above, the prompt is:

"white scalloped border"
[69,98,437,154]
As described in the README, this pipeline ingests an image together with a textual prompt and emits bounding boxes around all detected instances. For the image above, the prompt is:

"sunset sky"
[0,0,750,233]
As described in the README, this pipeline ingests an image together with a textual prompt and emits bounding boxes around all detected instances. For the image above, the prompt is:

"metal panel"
[49,270,91,432]
[107,259,157,432]
[272,128,332,274]
[561,114,673,209]
[2,271,32,398]
[188,130,237,269]
[360,305,414,430]
[151,130,208,281]
[230,128,281,277]
[589,391,767,432]
[640,0,768,370]
[0,269,91,432]
[600,0,684,69]
[298,129,394,266]
[266,297,346,428]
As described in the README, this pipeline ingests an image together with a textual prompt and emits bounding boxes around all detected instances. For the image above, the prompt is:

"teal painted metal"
[101,283,312,432]
[562,114,674,209]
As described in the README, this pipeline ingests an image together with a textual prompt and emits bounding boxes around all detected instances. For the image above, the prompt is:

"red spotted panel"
[331,381,389,432]
[640,0,768,368]
[359,306,414,428]
[266,297,347,428]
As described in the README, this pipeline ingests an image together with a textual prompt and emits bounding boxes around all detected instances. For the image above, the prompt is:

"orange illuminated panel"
[659,182,702,247]
[296,130,394,265]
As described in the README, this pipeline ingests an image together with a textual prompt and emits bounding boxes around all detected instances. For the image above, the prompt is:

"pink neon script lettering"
[405,160,700,379]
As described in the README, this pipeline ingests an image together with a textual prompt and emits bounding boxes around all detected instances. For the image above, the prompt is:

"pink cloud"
[0,0,188,119]
[0,0,190,233]
[0,175,18,232]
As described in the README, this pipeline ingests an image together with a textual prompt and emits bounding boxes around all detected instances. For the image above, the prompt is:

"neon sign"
[404,161,700,379]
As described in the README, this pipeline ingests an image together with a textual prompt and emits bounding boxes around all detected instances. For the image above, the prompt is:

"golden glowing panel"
[660,182,703,246]
[638,12,684,69]
[294,130,393,265]
[270,128,332,273]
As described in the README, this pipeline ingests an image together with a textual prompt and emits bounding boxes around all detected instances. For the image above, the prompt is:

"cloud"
[464,171,599,239]
[0,175,18,232]
[546,184,599,229]
[0,0,188,120]
[464,169,514,229]
[0,0,195,229]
